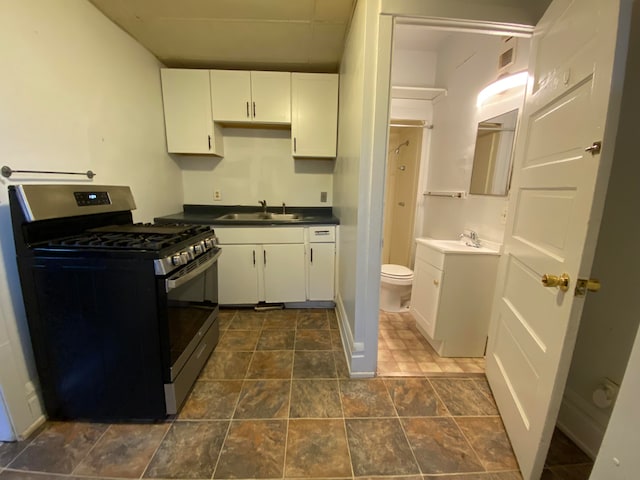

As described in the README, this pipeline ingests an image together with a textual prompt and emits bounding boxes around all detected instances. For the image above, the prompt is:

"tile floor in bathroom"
[378,309,595,480]
[0,308,592,480]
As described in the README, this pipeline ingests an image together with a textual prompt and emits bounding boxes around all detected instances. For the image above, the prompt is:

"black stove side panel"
[19,255,166,420]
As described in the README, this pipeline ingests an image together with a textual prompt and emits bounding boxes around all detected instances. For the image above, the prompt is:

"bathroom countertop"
[416,237,501,255]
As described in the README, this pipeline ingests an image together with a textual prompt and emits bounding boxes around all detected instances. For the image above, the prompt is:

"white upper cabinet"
[291,73,339,158]
[160,69,224,156]
[210,70,291,125]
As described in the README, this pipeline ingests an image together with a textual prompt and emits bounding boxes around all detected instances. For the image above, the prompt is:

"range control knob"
[204,238,214,250]
[171,254,182,266]
[180,251,191,264]
[193,241,205,255]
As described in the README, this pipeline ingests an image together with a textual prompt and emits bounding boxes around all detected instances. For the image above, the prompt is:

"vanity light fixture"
[476,71,528,107]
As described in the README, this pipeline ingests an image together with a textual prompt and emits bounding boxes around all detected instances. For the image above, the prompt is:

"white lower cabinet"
[410,239,499,357]
[216,226,336,305]
[307,243,335,301]
[218,244,260,304]
[263,244,306,303]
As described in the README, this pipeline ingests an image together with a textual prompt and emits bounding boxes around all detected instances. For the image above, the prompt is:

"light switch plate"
[320,192,327,203]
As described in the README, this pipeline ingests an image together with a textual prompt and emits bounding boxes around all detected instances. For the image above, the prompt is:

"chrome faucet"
[459,229,481,248]
[259,200,267,214]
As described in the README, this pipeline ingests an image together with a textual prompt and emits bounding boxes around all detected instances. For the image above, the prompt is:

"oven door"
[162,249,220,413]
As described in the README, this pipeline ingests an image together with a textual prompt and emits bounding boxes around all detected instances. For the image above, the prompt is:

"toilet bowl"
[380,264,414,312]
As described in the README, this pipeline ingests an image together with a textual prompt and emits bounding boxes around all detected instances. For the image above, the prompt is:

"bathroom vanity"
[410,237,500,357]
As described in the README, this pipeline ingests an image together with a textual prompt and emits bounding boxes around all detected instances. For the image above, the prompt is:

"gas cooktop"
[47,223,212,251]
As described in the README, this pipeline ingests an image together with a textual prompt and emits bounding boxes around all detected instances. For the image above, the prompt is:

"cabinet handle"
[310,247,313,264]
[246,102,250,118]
[294,137,297,153]
[433,280,439,286]
[252,101,256,118]
[208,135,211,150]
[263,250,266,266]
[252,250,256,266]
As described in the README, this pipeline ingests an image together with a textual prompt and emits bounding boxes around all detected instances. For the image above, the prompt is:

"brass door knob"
[541,273,570,292]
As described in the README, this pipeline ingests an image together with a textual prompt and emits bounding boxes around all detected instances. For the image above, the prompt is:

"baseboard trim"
[19,414,45,441]
[557,387,609,460]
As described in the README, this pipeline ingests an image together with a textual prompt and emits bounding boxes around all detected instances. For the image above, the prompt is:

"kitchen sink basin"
[216,212,302,221]
[268,213,301,220]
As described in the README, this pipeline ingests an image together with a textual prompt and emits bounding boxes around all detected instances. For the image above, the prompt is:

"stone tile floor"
[0,308,590,479]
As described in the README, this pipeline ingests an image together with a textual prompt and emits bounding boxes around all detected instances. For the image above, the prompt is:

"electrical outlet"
[320,192,327,203]
[213,190,222,201]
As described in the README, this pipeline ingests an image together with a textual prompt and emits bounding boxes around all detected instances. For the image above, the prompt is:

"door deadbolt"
[541,273,570,292]
[575,278,601,297]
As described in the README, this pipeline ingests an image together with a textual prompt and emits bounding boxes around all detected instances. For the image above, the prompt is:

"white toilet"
[380,264,414,312]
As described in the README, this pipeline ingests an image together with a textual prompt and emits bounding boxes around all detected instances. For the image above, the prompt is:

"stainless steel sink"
[268,213,301,220]
[216,212,302,221]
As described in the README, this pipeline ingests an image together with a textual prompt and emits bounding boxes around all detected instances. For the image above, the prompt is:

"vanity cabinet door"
[410,257,443,339]
[218,244,260,305]
[262,244,306,303]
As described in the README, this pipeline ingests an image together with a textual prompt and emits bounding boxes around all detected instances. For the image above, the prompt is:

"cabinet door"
[251,71,291,124]
[410,258,442,339]
[262,244,306,303]
[307,243,335,301]
[160,69,222,155]
[210,70,252,123]
[291,73,339,158]
[218,244,260,305]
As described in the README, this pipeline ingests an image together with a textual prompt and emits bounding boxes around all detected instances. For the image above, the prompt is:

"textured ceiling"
[89,0,356,72]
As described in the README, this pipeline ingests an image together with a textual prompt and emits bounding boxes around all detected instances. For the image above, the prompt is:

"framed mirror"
[469,109,518,196]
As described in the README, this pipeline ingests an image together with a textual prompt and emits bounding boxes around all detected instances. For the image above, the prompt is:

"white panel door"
[485,0,629,478]
[218,244,259,305]
[263,244,306,303]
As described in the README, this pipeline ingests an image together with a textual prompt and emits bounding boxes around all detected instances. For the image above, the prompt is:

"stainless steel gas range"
[9,184,220,421]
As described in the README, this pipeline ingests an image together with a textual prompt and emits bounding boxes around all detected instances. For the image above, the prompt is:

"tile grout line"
[68,422,113,477]
[451,414,493,474]
[138,420,173,480]
[382,379,424,477]
[280,308,299,479]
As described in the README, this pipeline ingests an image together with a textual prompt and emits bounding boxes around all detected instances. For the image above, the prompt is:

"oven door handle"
[165,250,221,293]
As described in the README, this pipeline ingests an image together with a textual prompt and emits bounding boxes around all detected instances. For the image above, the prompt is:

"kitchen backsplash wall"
[179,128,334,207]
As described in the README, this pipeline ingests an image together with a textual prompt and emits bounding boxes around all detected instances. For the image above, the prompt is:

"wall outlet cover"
[213,190,222,201]
[320,191,327,203]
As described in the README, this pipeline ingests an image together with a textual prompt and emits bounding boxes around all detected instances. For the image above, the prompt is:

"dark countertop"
[155,205,340,226]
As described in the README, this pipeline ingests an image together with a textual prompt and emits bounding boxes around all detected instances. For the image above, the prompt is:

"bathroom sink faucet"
[259,200,267,214]
[460,229,481,248]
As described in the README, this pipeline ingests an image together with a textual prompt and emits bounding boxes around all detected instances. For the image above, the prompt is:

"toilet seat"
[381,264,413,279]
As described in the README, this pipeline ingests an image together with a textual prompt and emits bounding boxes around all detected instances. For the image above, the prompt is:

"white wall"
[0,0,183,438]
[334,0,368,353]
[179,129,334,207]
[422,33,529,244]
